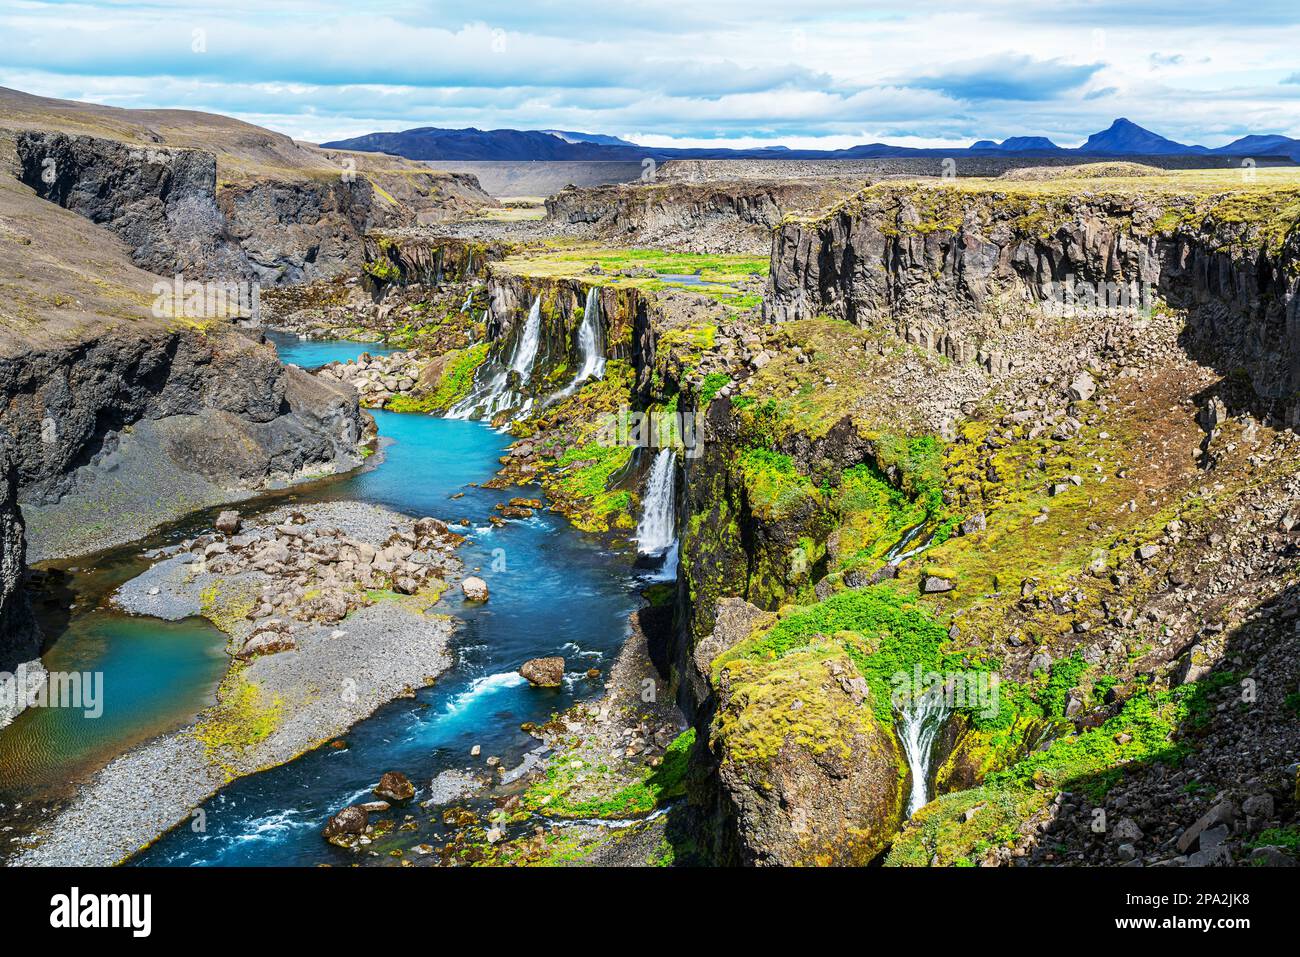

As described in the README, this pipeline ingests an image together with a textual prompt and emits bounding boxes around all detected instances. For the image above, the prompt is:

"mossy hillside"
[512,359,642,534]
[385,296,485,352]
[712,640,897,766]
[728,317,942,447]
[544,441,636,533]
[715,584,997,724]
[473,823,644,867]
[884,785,1050,867]
[385,341,489,414]
[737,448,826,523]
[521,729,694,819]
[886,673,1234,865]
[891,363,1270,663]
[656,323,721,385]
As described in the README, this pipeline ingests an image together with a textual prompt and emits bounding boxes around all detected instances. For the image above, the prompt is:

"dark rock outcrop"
[15,130,488,285]
[707,649,906,865]
[519,656,565,687]
[17,130,245,278]
[765,183,1300,424]
[0,432,38,670]
[545,178,861,254]
[2,327,367,558]
[374,771,416,803]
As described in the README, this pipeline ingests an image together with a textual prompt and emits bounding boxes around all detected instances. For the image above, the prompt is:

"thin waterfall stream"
[896,686,951,817]
[635,449,677,558]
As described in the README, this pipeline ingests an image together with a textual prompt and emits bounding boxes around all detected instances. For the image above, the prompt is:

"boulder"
[215,510,242,535]
[238,632,298,659]
[461,576,489,602]
[519,656,565,687]
[1069,371,1097,402]
[712,651,905,865]
[322,806,368,847]
[300,591,349,623]
[374,770,416,802]
[921,575,956,594]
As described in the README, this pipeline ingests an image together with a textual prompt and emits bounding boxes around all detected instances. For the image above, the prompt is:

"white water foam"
[441,671,528,717]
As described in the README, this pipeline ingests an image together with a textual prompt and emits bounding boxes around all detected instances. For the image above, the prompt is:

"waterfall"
[510,297,542,378]
[552,287,606,403]
[446,297,540,422]
[459,287,474,313]
[573,286,606,383]
[896,686,950,817]
[886,522,931,566]
[636,449,677,557]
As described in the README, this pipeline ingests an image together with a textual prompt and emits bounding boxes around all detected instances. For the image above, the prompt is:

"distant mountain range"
[321,117,1300,163]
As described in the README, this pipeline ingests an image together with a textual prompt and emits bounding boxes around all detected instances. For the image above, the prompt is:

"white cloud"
[1,1,1299,146]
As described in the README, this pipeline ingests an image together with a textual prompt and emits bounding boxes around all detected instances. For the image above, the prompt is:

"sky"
[2,0,1299,149]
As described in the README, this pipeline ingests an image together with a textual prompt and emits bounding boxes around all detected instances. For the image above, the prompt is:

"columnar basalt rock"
[765,182,1300,424]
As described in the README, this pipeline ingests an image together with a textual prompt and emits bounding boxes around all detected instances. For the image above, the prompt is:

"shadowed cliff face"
[544,178,864,255]
[0,432,38,671]
[1,327,368,560]
[16,130,373,283]
[14,130,493,286]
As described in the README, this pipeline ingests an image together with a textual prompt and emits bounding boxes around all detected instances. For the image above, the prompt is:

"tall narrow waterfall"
[573,286,606,383]
[510,297,542,378]
[551,287,605,403]
[897,686,950,817]
[636,449,677,557]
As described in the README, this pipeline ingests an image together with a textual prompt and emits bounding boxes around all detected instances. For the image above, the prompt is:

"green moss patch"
[523,729,694,818]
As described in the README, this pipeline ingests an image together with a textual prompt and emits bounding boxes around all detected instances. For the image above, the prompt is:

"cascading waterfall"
[459,287,474,313]
[572,285,606,383]
[551,286,605,403]
[636,449,678,561]
[552,286,606,402]
[446,297,541,422]
[886,522,931,566]
[896,685,950,817]
[510,296,542,377]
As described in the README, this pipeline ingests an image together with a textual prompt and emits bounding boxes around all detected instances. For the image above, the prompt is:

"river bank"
[10,498,462,866]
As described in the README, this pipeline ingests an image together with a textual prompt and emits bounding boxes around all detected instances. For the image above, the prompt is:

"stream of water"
[1,336,646,866]
[265,330,398,369]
